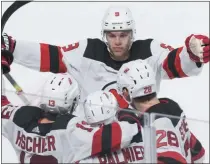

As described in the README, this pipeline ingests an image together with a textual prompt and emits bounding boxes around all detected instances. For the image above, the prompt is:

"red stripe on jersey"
[91,126,103,155]
[163,55,174,79]
[174,47,188,77]
[40,43,50,72]
[58,47,67,73]
[111,122,122,151]
[158,151,187,163]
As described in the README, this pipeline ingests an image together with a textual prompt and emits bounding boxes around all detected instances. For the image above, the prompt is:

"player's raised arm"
[148,35,209,80]
[1,33,87,73]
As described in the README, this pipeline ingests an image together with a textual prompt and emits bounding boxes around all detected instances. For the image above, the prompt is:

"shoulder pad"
[146,98,184,126]
[130,39,153,60]
[13,106,42,128]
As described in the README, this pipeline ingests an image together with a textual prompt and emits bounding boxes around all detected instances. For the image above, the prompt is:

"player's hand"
[185,34,210,63]
[1,33,15,74]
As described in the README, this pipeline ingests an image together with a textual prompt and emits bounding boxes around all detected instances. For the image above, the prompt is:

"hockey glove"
[117,110,143,143]
[117,110,141,130]
[1,33,15,74]
[185,34,210,63]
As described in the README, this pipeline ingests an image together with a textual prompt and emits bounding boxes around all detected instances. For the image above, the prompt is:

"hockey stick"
[2,1,32,105]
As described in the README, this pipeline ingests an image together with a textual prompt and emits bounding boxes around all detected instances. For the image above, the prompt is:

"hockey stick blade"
[2,1,33,105]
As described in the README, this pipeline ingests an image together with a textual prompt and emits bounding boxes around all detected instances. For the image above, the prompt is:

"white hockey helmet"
[39,73,80,115]
[84,90,118,126]
[101,6,136,44]
[117,60,156,101]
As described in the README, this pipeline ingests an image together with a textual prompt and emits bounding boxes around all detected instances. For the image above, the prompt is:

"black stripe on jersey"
[167,49,180,78]
[49,45,60,73]
[191,139,202,157]
[101,124,112,154]
[158,157,183,164]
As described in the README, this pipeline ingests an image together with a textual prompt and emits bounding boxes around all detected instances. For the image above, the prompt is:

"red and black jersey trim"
[163,47,188,79]
[40,43,67,73]
[101,124,112,154]
[91,122,122,156]
[49,45,60,73]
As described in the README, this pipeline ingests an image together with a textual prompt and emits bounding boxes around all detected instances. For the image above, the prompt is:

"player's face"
[122,88,131,102]
[106,31,132,60]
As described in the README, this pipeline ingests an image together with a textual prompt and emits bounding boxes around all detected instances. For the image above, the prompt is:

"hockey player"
[1,6,210,117]
[116,59,205,163]
[78,90,145,163]
[2,72,143,163]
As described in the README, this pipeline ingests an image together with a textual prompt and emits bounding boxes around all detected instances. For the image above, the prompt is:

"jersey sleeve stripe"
[164,48,188,78]
[111,122,122,151]
[162,55,174,79]
[91,123,122,156]
[48,45,60,73]
[102,124,112,153]
[40,44,65,73]
[174,47,188,77]
[91,126,103,155]
[167,49,181,78]
[40,43,50,72]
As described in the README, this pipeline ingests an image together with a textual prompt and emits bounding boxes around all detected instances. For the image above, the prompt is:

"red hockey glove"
[185,34,210,63]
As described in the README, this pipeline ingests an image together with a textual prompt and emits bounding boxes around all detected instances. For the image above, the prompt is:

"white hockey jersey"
[12,38,203,117]
[144,98,205,163]
[1,96,139,163]
[75,98,205,164]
